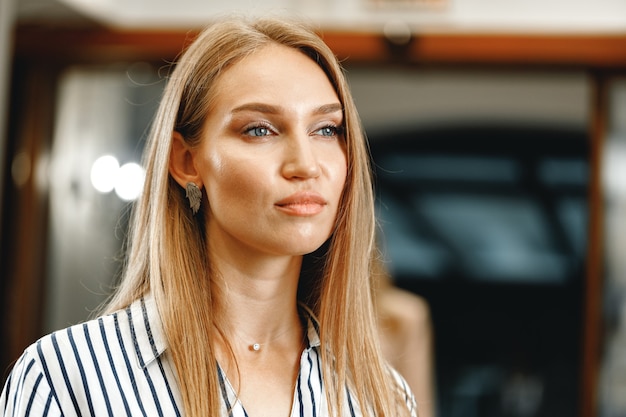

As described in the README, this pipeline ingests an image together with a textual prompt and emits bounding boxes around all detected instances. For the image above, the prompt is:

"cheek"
[331,152,348,197]
[204,153,265,205]
[321,153,348,227]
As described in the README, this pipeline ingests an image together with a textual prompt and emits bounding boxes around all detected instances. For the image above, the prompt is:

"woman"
[374,256,436,417]
[1,17,417,417]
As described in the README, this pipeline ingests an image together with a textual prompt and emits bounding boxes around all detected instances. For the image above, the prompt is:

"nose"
[281,136,321,180]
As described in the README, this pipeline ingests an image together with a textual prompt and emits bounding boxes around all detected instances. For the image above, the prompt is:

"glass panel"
[355,67,590,417]
[44,63,161,333]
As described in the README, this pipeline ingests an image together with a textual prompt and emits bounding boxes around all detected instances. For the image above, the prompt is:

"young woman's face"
[194,43,348,258]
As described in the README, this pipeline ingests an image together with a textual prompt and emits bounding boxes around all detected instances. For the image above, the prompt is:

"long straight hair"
[103,16,411,417]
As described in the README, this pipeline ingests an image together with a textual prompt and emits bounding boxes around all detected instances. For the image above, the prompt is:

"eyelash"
[243,122,274,137]
[242,123,345,139]
[314,125,345,138]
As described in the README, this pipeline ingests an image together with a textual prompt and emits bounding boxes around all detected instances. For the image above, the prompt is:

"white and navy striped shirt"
[1,296,417,417]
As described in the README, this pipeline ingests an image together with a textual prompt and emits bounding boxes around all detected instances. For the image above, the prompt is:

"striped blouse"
[1,296,417,417]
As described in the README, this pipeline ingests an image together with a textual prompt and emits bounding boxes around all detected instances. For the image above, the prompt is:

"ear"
[169,131,203,188]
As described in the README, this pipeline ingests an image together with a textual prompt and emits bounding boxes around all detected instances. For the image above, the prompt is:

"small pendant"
[251,343,261,351]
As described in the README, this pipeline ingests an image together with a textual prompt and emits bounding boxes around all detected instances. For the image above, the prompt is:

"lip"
[275,191,328,216]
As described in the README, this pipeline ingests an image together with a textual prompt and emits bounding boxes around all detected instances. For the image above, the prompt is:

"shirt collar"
[128,295,168,369]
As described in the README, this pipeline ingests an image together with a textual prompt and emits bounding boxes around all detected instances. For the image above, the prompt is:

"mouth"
[275,192,327,216]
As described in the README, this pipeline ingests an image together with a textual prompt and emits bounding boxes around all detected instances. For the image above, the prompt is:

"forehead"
[209,43,340,111]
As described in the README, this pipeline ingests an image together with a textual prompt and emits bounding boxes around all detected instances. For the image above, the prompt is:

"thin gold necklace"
[234,324,299,352]
[231,305,307,352]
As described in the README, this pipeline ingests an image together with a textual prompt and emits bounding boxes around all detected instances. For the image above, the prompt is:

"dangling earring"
[185,182,202,215]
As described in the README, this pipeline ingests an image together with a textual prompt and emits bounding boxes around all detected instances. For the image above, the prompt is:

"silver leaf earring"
[185,182,202,215]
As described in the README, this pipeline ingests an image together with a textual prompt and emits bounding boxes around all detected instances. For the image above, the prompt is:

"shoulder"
[1,344,61,415]
[0,313,122,416]
[1,296,174,416]
[29,295,167,373]
[379,287,431,329]
[1,309,124,404]
[25,303,136,377]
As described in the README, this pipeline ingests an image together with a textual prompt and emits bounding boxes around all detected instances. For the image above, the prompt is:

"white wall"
[58,0,626,32]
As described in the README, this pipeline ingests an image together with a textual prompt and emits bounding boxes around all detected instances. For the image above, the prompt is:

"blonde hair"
[104,16,411,417]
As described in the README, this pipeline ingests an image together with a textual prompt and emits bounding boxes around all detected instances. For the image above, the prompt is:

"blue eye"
[246,126,271,136]
[316,126,343,137]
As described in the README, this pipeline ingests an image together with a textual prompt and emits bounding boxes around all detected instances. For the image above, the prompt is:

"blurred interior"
[1,1,626,416]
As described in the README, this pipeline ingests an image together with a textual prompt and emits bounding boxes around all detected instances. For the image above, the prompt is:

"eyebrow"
[230,102,343,116]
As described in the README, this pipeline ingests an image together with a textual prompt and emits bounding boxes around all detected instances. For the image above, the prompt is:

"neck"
[209,244,305,353]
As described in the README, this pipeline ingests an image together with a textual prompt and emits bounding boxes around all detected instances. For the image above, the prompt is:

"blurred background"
[1,1,626,416]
